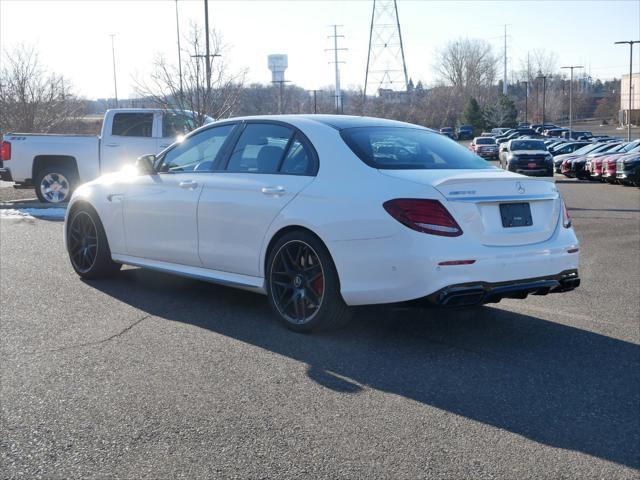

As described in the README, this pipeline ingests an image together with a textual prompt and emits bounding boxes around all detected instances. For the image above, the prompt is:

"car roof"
[212,114,432,132]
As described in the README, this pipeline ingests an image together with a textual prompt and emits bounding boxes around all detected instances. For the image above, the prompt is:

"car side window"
[157,124,235,173]
[280,135,315,175]
[111,113,154,137]
[226,124,293,173]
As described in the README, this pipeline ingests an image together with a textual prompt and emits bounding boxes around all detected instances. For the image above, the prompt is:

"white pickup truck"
[0,108,211,203]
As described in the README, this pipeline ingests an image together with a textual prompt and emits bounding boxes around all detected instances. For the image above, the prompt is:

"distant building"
[620,73,640,125]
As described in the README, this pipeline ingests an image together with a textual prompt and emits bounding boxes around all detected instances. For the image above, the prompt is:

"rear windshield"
[340,127,495,170]
[510,140,546,151]
[476,137,496,145]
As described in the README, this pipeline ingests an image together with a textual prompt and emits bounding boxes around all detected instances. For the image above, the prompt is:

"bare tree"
[0,44,83,133]
[136,24,245,126]
[434,38,497,100]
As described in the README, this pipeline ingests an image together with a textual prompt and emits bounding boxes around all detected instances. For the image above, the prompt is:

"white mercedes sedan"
[65,115,580,332]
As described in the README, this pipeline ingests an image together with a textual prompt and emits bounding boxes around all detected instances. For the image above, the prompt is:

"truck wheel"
[35,166,76,204]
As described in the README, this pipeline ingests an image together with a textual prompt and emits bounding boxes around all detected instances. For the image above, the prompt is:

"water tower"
[268,54,288,83]
[268,54,289,113]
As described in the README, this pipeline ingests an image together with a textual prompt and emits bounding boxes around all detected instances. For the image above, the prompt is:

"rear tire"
[266,231,351,333]
[35,165,76,204]
[67,205,121,279]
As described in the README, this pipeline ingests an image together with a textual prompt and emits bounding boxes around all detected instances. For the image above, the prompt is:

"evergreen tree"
[461,97,484,134]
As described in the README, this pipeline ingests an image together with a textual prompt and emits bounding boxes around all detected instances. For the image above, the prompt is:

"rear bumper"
[513,168,552,176]
[0,167,13,182]
[421,270,580,307]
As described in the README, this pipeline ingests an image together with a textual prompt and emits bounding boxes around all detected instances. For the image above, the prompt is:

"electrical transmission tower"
[364,0,409,99]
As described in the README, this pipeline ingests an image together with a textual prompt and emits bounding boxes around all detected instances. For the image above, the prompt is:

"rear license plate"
[500,203,533,228]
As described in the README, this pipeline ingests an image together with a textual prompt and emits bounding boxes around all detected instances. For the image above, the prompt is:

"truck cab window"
[163,112,196,138]
[111,113,154,137]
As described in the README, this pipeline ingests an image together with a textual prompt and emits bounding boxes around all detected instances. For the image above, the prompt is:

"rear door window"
[341,127,494,170]
[226,124,293,173]
[111,113,154,137]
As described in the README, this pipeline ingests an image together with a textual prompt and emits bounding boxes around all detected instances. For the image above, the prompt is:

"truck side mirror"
[135,154,156,175]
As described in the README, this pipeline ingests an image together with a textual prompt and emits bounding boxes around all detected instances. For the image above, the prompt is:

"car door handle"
[179,180,198,190]
[105,142,119,147]
[261,186,285,195]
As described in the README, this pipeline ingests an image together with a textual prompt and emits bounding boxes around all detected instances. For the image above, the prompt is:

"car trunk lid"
[379,169,560,246]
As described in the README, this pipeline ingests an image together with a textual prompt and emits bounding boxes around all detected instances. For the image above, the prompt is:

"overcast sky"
[2,0,639,100]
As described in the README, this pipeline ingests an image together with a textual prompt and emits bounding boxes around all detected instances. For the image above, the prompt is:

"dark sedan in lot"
[456,125,474,140]
[616,153,640,186]
[439,127,455,139]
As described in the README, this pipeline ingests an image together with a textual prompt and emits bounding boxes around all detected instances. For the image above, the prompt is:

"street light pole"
[614,40,639,141]
[109,34,118,108]
[175,0,183,99]
[204,0,211,94]
[537,74,547,124]
[522,80,528,123]
[561,65,583,139]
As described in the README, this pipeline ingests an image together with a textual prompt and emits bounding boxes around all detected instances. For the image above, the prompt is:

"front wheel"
[67,205,121,279]
[266,231,350,333]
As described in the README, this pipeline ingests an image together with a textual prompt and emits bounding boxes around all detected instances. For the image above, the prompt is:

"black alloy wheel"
[267,232,350,332]
[67,206,121,279]
[68,211,98,273]
[270,240,325,324]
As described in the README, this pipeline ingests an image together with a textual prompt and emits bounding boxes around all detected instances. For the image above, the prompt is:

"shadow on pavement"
[86,267,640,469]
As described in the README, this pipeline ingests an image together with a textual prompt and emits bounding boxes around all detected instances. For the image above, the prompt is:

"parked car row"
[464,124,636,184]
[439,125,474,140]
[555,139,640,186]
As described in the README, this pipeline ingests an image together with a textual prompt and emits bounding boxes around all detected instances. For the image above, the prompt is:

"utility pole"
[522,80,528,123]
[204,0,211,94]
[561,65,583,139]
[175,0,183,99]
[503,24,508,95]
[109,34,118,108]
[537,73,547,124]
[614,40,639,141]
[271,79,291,114]
[309,90,319,114]
[327,25,346,114]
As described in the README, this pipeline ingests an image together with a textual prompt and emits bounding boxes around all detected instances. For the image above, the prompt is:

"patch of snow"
[0,208,66,220]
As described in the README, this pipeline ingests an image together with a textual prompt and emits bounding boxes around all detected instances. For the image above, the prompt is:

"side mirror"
[136,154,156,175]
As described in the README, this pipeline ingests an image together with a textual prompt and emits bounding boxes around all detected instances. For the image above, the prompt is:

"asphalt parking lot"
[1,178,639,479]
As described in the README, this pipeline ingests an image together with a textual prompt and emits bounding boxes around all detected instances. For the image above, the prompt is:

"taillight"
[1,141,10,161]
[561,200,571,228]
[383,198,463,237]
